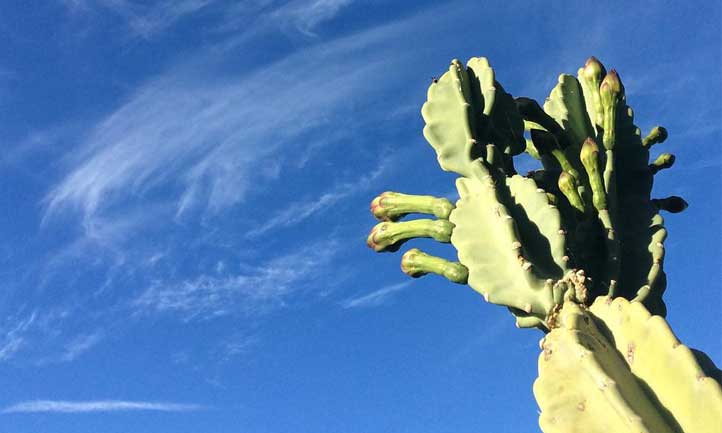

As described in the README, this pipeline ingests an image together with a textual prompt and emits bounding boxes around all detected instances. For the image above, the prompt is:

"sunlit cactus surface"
[365,56,721,433]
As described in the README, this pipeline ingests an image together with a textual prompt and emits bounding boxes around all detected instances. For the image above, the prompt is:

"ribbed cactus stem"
[642,126,668,148]
[370,191,454,222]
[367,219,454,252]
[652,196,688,213]
[649,153,675,174]
[400,248,468,284]
[524,120,548,131]
[558,171,585,213]
[530,130,580,179]
[517,97,569,148]
[525,138,541,160]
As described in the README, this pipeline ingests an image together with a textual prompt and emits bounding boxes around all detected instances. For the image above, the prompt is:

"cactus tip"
[583,56,606,80]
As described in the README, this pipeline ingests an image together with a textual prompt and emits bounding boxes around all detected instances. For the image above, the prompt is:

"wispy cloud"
[62,0,353,40]
[270,0,353,36]
[2,400,204,414]
[0,312,38,361]
[341,281,412,309]
[59,332,104,362]
[133,240,339,320]
[246,155,390,238]
[62,0,218,37]
[44,20,411,228]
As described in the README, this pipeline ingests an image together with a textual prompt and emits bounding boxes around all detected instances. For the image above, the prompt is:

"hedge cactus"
[365,56,721,432]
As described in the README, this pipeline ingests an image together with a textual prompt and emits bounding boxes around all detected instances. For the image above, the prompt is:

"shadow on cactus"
[367,56,686,329]
[366,56,722,432]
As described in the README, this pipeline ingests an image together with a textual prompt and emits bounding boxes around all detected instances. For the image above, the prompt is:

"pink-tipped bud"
[580,137,600,165]
[600,69,623,96]
[583,56,606,82]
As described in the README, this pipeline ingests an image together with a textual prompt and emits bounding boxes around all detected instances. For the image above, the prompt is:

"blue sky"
[0,1,720,432]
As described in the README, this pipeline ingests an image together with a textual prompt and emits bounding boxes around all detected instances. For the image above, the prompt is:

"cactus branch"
[652,196,688,213]
[400,248,468,284]
[370,191,454,222]
[649,153,675,174]
[642,126,668,148]
[367,219,453,252]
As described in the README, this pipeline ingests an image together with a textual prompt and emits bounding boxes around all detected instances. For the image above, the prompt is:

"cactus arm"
[450,161,559,321]
[535,298,722,433]
[590,297,722,433]
[400,248,468,284]
[534,301,678,433]
[466,57,496,117]
[649,153,675,174]
[421,60,483,177]
[370,191,454,222]
[505,175,570,276]
[367,219,453,252]
[368,55,691,324]
[543,74,596,154]
[466,57,525,157]
[631,213,667,313]
[490,83,526,156]
[642,126,668,148]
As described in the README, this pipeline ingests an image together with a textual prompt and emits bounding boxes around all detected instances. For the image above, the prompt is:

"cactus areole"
[365,57,721,432]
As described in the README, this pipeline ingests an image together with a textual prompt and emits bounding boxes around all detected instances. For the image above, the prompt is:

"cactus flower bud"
[580,137,600,167]
[600,69,623,97]
[583,56,606,82]
[401,248,468,284]
[649,153,675,174]
[558,171,585,213]
[599,70,623,150]
[370,191,454,222]
[652,196,688,213]
[642,126,668,148]
[366,219,454,252]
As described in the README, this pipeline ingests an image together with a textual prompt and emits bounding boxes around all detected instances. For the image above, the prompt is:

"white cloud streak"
[62,0,218,37]
[271,0,353,36]
[341,281,412,309]
[44,18,408,228]
[63,0,353,39]
[60,332,104,362]
[2,400,204,414]
[0,312,38,361]
[246,155,390,238]
[134,240,338,319]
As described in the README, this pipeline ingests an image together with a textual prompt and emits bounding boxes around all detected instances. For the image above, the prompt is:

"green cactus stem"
[530,130,580,179]
[649,153,675,174]
[516,97,570,148]
[400,248,468,284]
[642,126,669,148]
[524,138,541,160]
[652,196,688,213]
[535,298,722,433]
[370,191,454,222]
[367,55,690,323]
[367,219,453,252]
[535,299,722,433]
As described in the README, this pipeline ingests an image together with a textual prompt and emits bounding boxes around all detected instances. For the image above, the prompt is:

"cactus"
[367,56,685,326]
[534,297,722,433]
[363,56,721,431]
